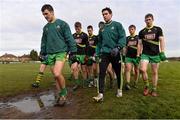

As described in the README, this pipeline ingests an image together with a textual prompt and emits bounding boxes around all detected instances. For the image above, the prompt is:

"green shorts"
[41,60,48,65]
[76,55,86,65]
[125,57,139,66]
[47,52,66,66]
[141,54,161,63]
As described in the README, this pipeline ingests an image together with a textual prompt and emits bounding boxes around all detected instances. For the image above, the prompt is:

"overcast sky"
[0,0,180,57]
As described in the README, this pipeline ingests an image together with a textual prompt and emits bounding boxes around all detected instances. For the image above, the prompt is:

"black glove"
[122,55,126,62]
[69,52,78,63]
[110,47,120,57]
[136,56,141,64]
[39,54,48,62]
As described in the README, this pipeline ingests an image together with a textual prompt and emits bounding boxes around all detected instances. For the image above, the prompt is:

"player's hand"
[39,54,48,62]
[122,55,126,63]
[136,56,141,64]
[159,52,167,61]
[69,52,77,62]
[110,47,120,57]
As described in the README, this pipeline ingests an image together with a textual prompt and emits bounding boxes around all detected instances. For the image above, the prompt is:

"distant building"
[18,54,32,63]
[0,53,19,63]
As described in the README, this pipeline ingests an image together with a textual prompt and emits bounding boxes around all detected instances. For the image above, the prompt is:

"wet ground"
[0,88,85,119]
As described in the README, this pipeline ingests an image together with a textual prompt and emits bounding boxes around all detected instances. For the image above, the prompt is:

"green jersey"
[40,19,77,55]
[97,21,126,55]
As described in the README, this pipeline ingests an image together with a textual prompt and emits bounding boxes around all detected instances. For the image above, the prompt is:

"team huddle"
[31,4,167,105]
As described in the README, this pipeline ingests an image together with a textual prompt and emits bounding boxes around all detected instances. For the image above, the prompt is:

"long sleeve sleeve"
[117,23,126,50]
[63,22,77,53]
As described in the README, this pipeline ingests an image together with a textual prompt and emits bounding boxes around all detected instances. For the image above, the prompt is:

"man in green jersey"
[40,4,77,104]
[93,7,126,102]
[138,13,167,97]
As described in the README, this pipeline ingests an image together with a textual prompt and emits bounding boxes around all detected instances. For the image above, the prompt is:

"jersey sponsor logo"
[89,40,95,46]
[75,38,82,44]
[145,33,155,40]
[128,41,137,46]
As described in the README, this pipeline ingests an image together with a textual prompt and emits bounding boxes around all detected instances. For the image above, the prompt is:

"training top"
[126,35,139,58]
[73,32,88,55]
[40,19,77,55]
[97,21,126,55]
[86,34,98,56]
[139,26,163,56]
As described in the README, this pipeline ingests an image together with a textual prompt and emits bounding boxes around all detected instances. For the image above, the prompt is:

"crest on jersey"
[148,29,152,32]
[111,26,115,30]
[77,35,80,37]
[131,37,134,40]
[57,25,60,30]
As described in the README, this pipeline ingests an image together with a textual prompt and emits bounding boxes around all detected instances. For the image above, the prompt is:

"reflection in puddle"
[0,91,56,113]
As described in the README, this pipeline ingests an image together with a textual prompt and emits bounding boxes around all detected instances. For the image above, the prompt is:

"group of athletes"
[31,4,167,104]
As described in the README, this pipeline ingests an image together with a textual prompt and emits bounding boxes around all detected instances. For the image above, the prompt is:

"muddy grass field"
[0,61,180,119]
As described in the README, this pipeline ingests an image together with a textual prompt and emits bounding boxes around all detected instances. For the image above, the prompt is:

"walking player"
[138,13,167,96]
[124,25,141,90]
[40,4,77,104]
[93,7,126,102]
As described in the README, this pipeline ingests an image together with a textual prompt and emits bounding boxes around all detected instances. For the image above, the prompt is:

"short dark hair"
[41,4,54,12]
[98,21,104,28]
[102,7,112,14]
[145,13,154,20]
[74,21,82,27]
[129,25,136,29]
[87,25,93,30]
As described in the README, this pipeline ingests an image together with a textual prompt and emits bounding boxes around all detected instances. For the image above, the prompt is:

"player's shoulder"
[73,32,76,36]
[139,27,146,34]
[126,36,130,39]
[112,21,123,27]
[81,31,88,36]
[153,26,162,31]
[56,19,68,26]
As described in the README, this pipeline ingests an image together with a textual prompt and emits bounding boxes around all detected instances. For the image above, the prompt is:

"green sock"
[75,79,81,85]
[152,87,157,92]
[59,88,67,97]
[144,80,149,88]
[35,72,44,83]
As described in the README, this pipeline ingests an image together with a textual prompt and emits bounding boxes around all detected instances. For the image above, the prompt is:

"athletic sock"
[144,80,149,88]
[75,79,81,85]
[59,88,67,97]
[35,72,44,83]
[152,87,157,92]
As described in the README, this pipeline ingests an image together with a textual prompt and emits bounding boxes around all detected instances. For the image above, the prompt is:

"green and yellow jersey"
[73,32,88,55]
[139,26,163,56]
[86,34,98,56]
[126,35,139,58]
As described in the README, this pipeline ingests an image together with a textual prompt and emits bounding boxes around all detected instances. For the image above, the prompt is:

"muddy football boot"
[31,82,40,88]
[143,86,149,96]
[125,83,131,90]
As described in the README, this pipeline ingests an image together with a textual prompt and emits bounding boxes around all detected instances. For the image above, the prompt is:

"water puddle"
[0,91,56,113]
